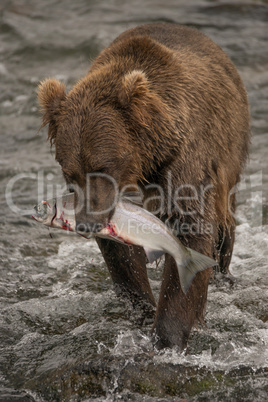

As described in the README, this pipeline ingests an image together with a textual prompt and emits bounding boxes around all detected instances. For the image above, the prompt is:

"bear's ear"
[118,70,149,107]
[37,79,66,145]
[118,69,171,134]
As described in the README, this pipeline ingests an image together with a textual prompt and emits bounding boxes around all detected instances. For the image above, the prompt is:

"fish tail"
[177,248,217,294]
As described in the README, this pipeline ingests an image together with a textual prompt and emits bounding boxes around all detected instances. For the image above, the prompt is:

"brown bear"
[38,23,250,350]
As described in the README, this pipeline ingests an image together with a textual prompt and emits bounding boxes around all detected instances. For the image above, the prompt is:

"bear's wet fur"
[38,23,250,350]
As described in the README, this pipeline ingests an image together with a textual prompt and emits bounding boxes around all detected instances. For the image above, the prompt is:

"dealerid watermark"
[5,169,265,236]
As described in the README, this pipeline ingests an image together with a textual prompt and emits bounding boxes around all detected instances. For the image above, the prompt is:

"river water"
[0,0,267,401]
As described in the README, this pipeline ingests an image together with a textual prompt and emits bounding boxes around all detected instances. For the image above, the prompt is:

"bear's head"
[38,69,171,232]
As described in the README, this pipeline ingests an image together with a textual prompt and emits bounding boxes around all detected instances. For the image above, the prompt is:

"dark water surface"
[0,0,267,401]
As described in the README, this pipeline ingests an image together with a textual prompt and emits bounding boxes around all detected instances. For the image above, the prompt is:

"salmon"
[33,193,217,293]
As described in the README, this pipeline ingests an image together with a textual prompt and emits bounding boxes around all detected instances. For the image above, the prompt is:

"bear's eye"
[96,168,106,174]
[89,168,106,175]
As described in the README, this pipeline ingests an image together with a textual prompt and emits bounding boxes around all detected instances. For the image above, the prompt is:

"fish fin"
[178,248,217,294]
[144,248,165,263]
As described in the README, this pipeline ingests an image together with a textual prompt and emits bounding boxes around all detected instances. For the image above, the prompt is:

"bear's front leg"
[152,244,212,350]
[96,238,156,310]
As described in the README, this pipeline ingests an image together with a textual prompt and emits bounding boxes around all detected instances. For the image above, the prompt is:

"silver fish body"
[33,193,217,293]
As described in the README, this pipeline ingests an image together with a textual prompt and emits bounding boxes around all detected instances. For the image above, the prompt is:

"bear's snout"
[73,174,117,235]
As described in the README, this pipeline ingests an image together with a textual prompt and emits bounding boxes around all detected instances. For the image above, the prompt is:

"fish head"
[32,201,54,225]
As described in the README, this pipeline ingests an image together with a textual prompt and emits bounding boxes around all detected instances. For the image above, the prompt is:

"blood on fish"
[107,223,130,244]
[42,201,51,208]
[107,222,117,237]
[57,204,72,230]
[61,220,72,231]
